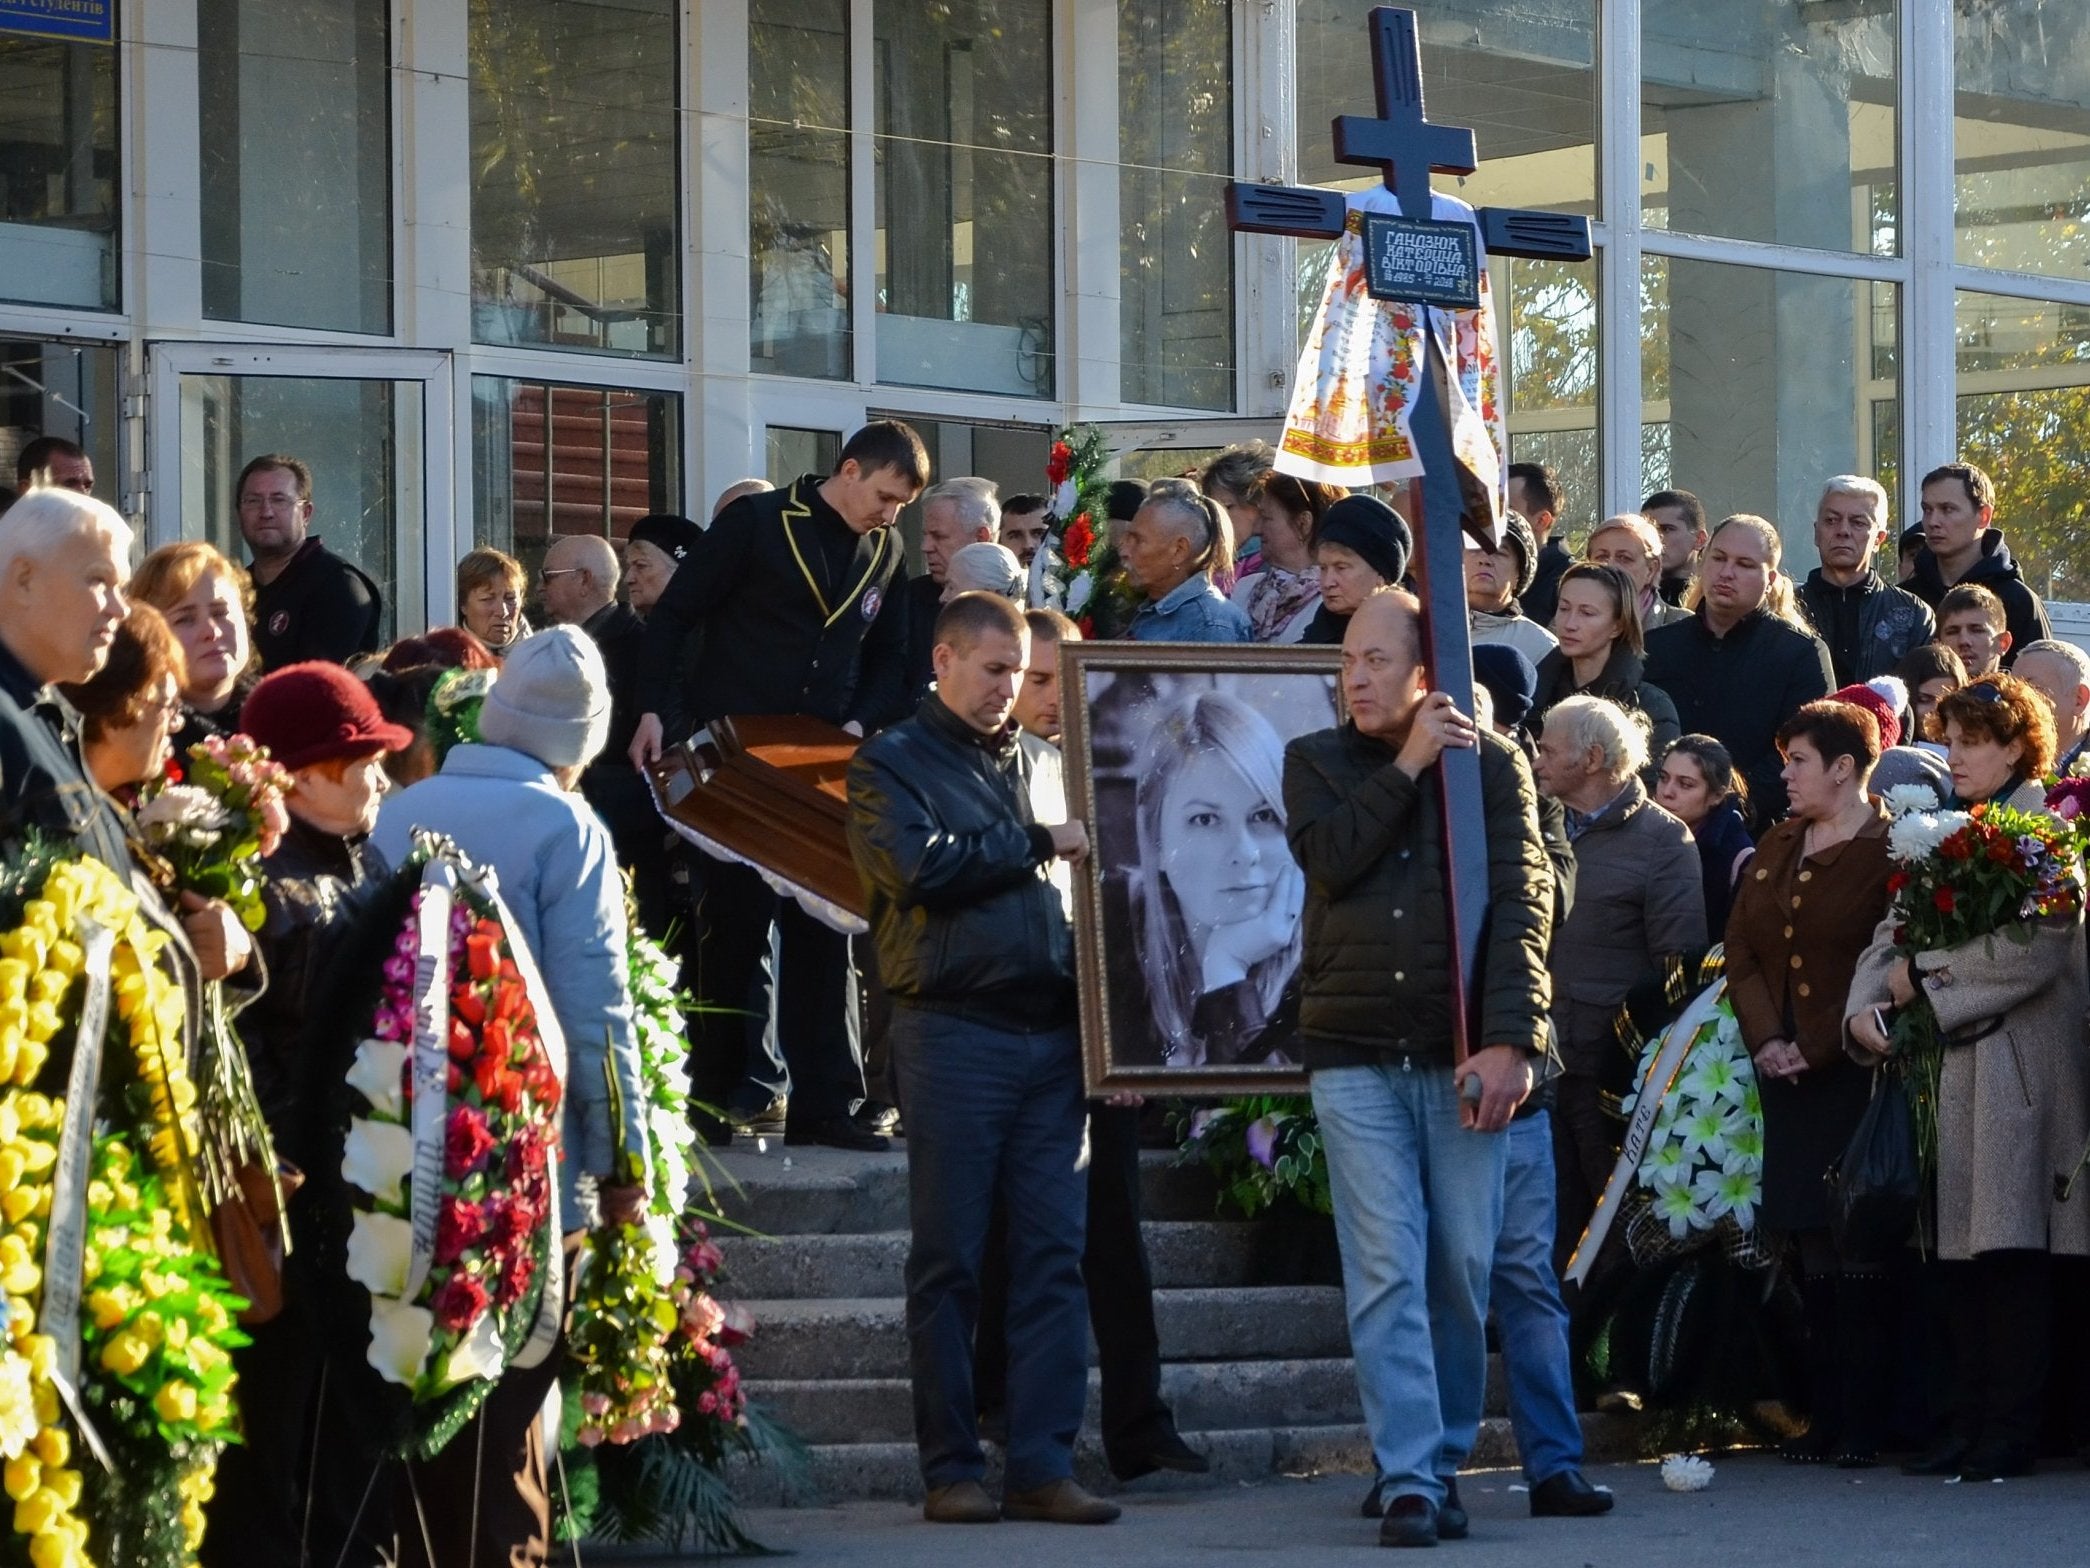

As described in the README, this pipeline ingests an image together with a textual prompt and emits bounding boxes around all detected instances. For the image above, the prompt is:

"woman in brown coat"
[1847,675,2090,1480]
[1725,700,1896,1466]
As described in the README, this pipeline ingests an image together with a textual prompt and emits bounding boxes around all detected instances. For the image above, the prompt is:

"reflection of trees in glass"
[467,0,680,355]
[749,0,851,378]
[1640,257,1671,404]
[1956,293,2090,602]
[1952,1,2090,282]
[1509,260,1595,413]
[1120,0,1233,410]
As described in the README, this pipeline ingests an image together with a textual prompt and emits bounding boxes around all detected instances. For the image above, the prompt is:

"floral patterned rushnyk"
[319,837,566,1462]
[1283,187,1504,496]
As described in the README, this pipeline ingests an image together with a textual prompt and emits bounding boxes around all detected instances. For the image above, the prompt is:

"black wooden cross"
[1228,5,1591,1064]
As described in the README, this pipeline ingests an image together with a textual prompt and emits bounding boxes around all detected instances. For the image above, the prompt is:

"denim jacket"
[1129,574,1253,644]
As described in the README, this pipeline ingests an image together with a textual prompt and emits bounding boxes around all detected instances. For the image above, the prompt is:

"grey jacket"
[1550,776,1707,1074]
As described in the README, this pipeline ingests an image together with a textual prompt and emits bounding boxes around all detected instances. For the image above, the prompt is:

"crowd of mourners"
[3,422,2086,1558]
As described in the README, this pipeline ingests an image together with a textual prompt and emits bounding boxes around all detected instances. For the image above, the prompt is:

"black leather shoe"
[1435,1479,1467,1540]
[1901,1439,1971,1477]
[1958,1445,2036,1481]
[1378,1495,1438,1548]
[1361,1477,1389,1518]
[1530,1470,1615,1517]
[785,1116,892,1152]
[1112,1431,1210,1481]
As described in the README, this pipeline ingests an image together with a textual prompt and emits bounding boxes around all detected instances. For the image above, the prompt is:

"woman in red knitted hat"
[203,661,412,1566]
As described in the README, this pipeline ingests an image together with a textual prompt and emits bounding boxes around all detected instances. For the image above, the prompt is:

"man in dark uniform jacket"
[630,420,929,1150]
[0,489,141,871]
[237,453,385,670]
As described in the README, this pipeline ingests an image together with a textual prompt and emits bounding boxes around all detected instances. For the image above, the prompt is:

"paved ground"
[634,1454,2090,1566]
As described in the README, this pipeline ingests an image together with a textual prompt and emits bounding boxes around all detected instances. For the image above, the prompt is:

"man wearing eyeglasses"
[237,453,384,671]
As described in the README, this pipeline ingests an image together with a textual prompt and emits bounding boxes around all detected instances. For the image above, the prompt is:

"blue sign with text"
[0,0,112,44]
[1361,213,1480,310]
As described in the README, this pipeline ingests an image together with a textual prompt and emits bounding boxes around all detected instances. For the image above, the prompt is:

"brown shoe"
[1001,1478,1121,1524]
[922,1479,1000,1523]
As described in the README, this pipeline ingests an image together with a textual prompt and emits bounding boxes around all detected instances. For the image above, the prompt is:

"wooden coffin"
[650,714,867,918]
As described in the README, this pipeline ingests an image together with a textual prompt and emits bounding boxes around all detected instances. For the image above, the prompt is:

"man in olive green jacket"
[1282,588,1554,1548]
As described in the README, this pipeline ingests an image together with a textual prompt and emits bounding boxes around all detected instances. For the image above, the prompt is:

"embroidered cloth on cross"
[1277,185,1505,512]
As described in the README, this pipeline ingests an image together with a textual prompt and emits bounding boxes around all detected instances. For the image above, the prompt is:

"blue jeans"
[1312,1060,1508,1507]
[1492,1111,1583,1483]
[891,1006,1090,1492]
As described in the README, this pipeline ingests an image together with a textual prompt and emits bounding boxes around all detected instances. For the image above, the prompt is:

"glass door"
[147,346,454,636]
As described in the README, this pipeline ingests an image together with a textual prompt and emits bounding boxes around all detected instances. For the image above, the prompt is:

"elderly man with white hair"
[541,532,660,918]
[1531,693,1706,1268]
[1796,474,1934,686]
[2014,637,2090,776]
[1121,478,1251,643]
[0,487,138,869]
[906,477,1002,696]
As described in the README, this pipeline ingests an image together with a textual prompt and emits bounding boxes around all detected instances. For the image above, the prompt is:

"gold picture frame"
[1058,641,1342,1097]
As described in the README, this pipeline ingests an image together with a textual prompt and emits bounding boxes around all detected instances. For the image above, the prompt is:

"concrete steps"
[727,1218,1262,1300]
[734,1287,1350,1382]
[710,1142,1642,1504]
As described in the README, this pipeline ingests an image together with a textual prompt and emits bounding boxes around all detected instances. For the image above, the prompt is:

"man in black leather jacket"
[846,593,1115,1528]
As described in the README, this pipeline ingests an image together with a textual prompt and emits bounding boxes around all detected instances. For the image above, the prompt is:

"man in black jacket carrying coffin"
[1282,588,1554,1548]
[846,593,1116,1527]
[629,420,927,1150]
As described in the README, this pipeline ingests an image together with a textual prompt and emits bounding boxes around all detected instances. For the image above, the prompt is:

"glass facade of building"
[0,1,2081,626]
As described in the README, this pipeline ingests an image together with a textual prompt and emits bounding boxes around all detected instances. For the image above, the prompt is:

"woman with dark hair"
[59,602,188,797]
[1849,674,2087,1481]
[1655,734,1756,934]
[129,540,261,754]
[455,547,529,657]
[1894,642,1967,752]
[1234,472,1343,643]
[1725,700,1897,1466]
[1126,691,1301,1066]
[1533,562,1679,753]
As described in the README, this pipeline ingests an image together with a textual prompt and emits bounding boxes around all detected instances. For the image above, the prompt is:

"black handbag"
[1826,1071,1922,1262]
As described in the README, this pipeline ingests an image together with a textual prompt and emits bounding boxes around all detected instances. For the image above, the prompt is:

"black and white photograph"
[1059,641,1341,1095]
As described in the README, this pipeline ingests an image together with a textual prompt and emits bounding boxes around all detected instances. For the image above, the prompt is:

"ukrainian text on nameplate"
[1361,213,1479,309]
[0,0,114,44]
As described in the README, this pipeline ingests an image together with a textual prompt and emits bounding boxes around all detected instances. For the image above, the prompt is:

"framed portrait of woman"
[1059,641,1342,1096]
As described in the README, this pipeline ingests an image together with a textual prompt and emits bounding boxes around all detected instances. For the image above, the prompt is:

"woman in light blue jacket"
[370,624,650,1560]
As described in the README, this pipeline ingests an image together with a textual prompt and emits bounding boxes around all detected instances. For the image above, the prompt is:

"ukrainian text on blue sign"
[1361,213,1480,310]
[0,0,112,44]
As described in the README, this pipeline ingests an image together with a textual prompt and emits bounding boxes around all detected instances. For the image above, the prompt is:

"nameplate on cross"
[1226,5,1592,1060]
